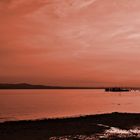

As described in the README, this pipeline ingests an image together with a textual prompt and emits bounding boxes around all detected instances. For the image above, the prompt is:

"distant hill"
[0,83,66,89]
[0,83,97,89]
[0,83,139,90]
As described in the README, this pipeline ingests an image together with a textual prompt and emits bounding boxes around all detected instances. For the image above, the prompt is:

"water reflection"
[0,89,139,121]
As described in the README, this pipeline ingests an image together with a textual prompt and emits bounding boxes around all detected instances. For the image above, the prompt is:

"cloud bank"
[1,0,140,86]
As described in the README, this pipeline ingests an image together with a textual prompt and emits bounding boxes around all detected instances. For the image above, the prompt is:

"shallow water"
[0,89,140,122]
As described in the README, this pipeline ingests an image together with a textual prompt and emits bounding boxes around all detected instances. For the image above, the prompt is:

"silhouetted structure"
[105,88,130,92]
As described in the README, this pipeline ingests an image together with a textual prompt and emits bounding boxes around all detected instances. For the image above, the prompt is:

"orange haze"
[1,0,140,87]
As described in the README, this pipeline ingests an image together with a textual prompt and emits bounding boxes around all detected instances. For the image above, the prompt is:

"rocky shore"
[0,112,140,140]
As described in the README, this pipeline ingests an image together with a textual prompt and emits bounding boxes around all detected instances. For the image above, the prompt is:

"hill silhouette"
[0,83,98,89]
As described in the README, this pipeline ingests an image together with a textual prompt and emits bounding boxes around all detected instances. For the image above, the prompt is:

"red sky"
[1,0,140,87]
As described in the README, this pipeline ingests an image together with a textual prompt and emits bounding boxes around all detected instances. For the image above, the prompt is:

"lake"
[0,89,140,122]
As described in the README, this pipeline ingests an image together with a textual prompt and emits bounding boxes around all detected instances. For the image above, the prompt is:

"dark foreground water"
[0,89,140,122]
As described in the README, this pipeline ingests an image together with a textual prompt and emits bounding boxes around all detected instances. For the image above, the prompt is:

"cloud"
[1,0,140,86]
[0,0,48,17]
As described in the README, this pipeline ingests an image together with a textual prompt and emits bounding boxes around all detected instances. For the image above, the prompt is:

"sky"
[1,0,140,87]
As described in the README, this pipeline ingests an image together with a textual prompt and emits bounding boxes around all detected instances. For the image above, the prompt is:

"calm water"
[0,89,140,122]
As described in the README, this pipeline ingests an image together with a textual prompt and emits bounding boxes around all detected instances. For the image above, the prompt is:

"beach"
[1,112,140,140]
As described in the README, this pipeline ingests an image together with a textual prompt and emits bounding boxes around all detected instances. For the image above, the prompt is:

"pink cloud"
[1,0,140,86]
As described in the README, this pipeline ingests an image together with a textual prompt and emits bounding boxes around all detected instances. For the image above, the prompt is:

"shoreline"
[0,111,139,123]
[1,112,140,139]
